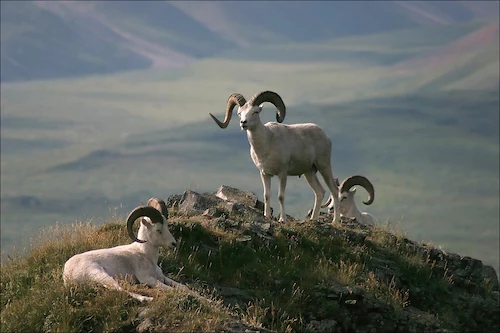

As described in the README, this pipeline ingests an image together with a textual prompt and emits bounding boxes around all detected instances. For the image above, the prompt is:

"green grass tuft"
[1,213,498,332]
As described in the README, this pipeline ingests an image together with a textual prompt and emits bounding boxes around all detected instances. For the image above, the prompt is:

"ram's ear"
[257,104,264,112]
[141,217,153,228]
[350,188,357,195]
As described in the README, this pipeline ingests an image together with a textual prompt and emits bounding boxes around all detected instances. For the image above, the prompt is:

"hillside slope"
[389,21,500,92]
[1,187,498,332]
[1,0,498,82]
[0,1,152,82]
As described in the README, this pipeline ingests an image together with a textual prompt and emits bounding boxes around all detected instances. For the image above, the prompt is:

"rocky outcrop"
[170,185,272,228]
[162,185,499,333]
[170,186,499,291]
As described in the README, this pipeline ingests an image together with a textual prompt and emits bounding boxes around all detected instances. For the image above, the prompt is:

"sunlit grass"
[1,211,498,332]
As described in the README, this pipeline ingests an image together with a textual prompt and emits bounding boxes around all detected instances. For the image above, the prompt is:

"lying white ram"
[322,175,375,226]
[63,198,189,302]
[209,91,340,224]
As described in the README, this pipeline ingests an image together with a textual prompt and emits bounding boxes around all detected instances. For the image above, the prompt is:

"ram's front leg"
[159,274,205,299]
[260,171,272,219]
[152,267,189,291]
[161,275,190,291]
[142,268,187,292]
[277,172,287,223]
[140,274,173,290]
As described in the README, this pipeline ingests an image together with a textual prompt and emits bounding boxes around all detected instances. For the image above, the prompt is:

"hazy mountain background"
[1,1,498,273]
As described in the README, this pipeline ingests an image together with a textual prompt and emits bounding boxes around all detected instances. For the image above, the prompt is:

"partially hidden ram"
[63,198,190,302]
[209,91,340,224]
[322,175,376,225]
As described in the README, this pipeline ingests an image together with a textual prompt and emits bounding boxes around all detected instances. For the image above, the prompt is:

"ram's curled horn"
[126,206,165,243]
[321,197,332,209]
[209,93,247,129]
[249,91,286,123]
[340,175,375,205]
[147,197,168,219]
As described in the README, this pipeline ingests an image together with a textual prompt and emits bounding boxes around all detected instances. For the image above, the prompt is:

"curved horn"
[209,93,247,129]
[126,206,164,243]
[339,175,375,205]
[249,91,286,123]
[321,196,332,209]
[147,197,168,219]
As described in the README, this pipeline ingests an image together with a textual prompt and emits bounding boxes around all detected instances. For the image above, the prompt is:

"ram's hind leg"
[303,171,325,220]
[277,172,288,222]
[317,165,340,224]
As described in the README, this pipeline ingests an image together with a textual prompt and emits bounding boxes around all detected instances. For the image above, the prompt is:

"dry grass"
[1,214,497,332]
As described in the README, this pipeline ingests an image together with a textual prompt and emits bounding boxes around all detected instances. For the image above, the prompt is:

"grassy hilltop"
[1,5,499,324]
[1,188,498,333]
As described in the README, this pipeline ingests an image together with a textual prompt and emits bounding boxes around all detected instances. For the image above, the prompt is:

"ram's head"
[126,198,176,249]
[337,175,374,213]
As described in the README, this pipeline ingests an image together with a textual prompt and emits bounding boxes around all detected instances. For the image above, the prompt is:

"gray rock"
[137,318,153,333]
[203,207,225,218]
[482,265,500,290]
[166,194,182,208]
[214,184,272,215]
[224,201,270,225]
[136,308,154,333]
[236,235,252,242]
[306,319,339,333]
[217,286,255,309]
[214,185,259,207]
[178,190,224,216]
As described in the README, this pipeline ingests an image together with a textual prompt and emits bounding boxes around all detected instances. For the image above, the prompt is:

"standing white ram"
[63,198,189,302]
[209,91,340,224]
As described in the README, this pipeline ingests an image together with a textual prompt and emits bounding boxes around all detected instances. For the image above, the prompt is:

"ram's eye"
[253,111,259,115]
[340,197,346,201]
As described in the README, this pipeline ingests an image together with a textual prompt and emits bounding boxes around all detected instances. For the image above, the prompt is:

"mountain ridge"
[2,1,498,82]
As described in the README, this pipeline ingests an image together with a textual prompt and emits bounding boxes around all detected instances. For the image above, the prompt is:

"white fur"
[339,187,374,226]
[237,103,340,223]
[63,215,188,302]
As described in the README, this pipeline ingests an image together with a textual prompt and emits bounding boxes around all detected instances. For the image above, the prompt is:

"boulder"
[214,185,259,207]
[177,190,224,216]
[214,185,270,215]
